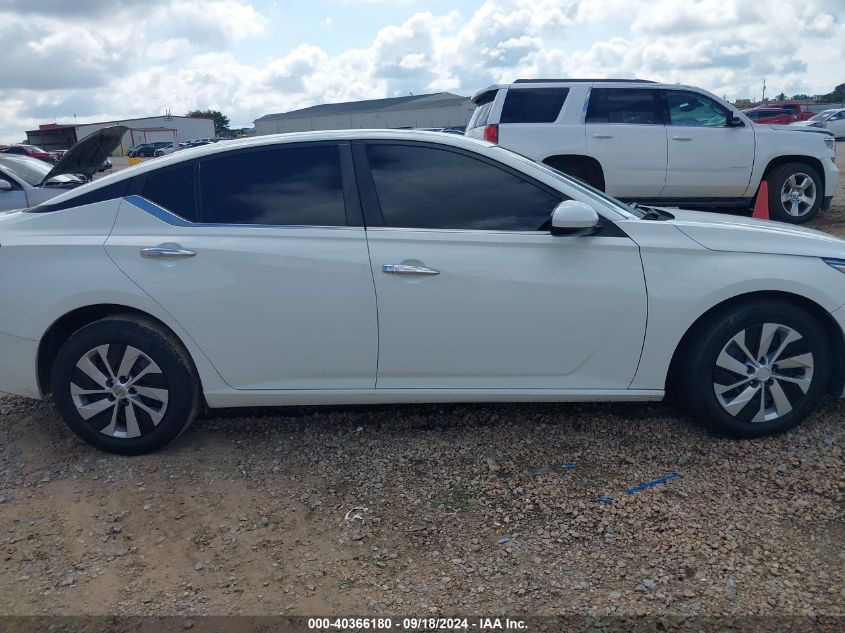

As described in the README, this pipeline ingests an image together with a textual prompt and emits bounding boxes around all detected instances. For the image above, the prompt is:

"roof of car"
[471,79,693,102]
[37,130,496,205]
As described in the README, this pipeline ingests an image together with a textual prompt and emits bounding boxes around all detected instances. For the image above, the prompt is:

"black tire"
[766,162,823,224]
[51,315,200,455]
[680,300,831,438]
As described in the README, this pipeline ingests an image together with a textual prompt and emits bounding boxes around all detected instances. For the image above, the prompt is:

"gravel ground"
[0,146,843,619]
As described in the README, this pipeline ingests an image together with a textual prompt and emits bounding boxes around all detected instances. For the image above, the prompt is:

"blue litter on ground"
[560,463,576,470]
[596,496,614,504]
[625,472,679,495]
[497,537,510,545]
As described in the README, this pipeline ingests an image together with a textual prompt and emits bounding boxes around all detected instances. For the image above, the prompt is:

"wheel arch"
[761,155,825,192]
[37,303,200,396]
[666,290,845,396]
[542,154,606,191]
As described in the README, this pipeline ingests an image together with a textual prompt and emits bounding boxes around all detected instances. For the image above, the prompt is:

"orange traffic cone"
[752,181,770,220]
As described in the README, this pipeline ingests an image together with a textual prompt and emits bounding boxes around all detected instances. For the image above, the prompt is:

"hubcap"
[713,323,813,423]
[70,344,169,439]
[780,173,816,217]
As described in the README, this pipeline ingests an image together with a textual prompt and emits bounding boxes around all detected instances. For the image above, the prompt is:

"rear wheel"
[767,162,823,223]
[51,316,200,454]
[681,300,831,437]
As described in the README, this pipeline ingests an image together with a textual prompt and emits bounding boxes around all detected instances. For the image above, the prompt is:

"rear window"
[586,88,660,125]
[500,88,569,124]
[468,90,498,130]
[28,179,129,213]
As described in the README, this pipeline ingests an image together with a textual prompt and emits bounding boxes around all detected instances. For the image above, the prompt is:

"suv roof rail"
[513,78,655,84]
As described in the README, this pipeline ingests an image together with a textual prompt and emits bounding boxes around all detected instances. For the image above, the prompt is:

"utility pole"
[761,77,766,103]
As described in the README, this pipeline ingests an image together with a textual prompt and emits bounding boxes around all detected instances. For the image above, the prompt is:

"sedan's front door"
[357,142,647,390]
[106,143,378,391]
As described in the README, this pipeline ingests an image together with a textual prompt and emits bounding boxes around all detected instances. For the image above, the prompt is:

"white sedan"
[1,130,844,454]
[790,108,845,139]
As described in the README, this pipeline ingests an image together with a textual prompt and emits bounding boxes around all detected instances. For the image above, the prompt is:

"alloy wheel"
[70,344,169,439]
[780,173,816,217]
[713,323,814,423]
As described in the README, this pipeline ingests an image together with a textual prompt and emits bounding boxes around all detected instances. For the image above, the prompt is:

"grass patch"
[433,485,476,512]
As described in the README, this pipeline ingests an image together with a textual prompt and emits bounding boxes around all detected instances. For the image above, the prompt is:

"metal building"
[25,115,215,156]
[254,93,473,135]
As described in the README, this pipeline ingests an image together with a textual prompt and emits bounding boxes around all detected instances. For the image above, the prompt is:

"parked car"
[742,107,796,124]
[153,143,177,157]
[0,126,127,211]
[790,108,845,140]
[2,130,845,454]
[466,79,838,223]
[128,142,171,157]
[0,144,54,163]
[768,102,815,121]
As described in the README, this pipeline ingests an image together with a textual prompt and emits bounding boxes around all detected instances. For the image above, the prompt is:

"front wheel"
[767,162,823,224]
[681,300,831,437]
[51,316,200,454]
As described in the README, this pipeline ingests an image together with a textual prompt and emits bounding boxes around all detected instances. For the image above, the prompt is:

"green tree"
[790,93,810,100]
[776,92,786,101]
[185,109,231,136]
[822,83,845,102]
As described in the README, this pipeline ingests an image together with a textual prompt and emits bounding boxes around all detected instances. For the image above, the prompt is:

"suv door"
[585,87,667,198]
[105,143,378,390]
[356,141,647,390]
[660,89,755,198]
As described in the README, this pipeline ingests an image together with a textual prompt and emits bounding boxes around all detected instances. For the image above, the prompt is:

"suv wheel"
[767,162,823,223]
[51,316,200,454]
[681,300,830,437]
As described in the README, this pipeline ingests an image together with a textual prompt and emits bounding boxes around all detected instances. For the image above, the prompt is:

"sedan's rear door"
[106,143,378,391]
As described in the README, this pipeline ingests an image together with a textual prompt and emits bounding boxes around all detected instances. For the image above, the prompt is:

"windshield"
[809,110,836,122]
[492,146,642,219]
[0,156,80,186]
[22,145,46,153]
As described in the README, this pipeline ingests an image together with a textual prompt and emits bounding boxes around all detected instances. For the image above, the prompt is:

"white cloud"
[0,0,842,142]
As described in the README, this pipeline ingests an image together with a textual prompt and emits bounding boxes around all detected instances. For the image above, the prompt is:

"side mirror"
[551,200,600,236]
[0,180,11,192]
[728,115,743,127]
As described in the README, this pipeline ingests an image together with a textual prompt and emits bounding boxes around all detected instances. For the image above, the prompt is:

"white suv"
[466,79,838,224]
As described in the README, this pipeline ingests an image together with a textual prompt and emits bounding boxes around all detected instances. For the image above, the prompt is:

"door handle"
[591,134,613,139]
[140,246,197,259]
[672,136,693,141]
[382,264,440,275]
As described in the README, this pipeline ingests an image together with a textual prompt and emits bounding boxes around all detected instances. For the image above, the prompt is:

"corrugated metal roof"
[255,92,469,122]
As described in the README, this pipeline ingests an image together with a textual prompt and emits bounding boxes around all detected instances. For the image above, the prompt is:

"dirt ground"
[0,147,843,620]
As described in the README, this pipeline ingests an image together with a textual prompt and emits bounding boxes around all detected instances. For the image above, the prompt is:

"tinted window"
[500,88,569,123]
[141,163,197,221]
[586,88,660,124]
[665,90,728,127]
[366,144,562,231]
[200,145,346,226]
[28,179,130,213]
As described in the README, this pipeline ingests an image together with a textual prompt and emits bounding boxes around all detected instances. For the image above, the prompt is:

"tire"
[767,162,823,224]
[680,300,831,438]
[51,315,200,454]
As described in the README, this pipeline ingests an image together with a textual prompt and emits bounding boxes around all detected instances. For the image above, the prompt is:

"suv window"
[467,91,497,130]
[665,90,729,127]
[199,145,346,226]
[500,88,569,124]
[366,144,562,231]
[586,88,660,124]
[141,163,197,221]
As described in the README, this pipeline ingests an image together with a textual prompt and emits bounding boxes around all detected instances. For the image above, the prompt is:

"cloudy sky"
[0,0,842,142]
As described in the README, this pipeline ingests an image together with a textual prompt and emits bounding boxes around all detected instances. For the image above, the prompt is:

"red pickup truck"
[768,102,814,121]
